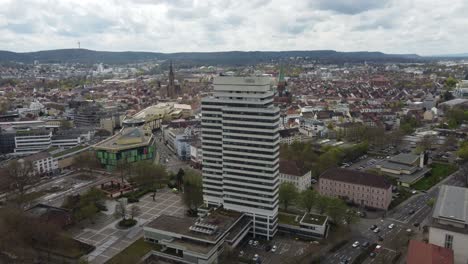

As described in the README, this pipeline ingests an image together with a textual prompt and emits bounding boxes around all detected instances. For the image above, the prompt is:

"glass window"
[444,234,453,249]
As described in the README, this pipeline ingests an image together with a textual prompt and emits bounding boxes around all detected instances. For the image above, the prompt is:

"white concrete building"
[279,160,311,191]
[14,130,52,155]
[429,185,468,264]
[201,76,280,239]
[23,152,58,176]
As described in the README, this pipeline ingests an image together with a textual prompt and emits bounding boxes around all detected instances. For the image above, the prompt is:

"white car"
[248,240,253,245]
[253,254,259,261]
[388,223,395,229]
[373,227,380,233]
[253,240,259,246]
[352,241,360,248]
[271,245,277,252]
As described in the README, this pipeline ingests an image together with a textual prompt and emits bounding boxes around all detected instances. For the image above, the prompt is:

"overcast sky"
[0,0,467,55]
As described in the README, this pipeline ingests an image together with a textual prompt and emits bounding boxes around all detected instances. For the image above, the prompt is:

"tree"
[279,182,298,211]
[315,195,331,214]
[114,199,128,220]
[6,159,35,205]
[176,168,185,191]
[115,159,131,184]
[445,76,458,89]
[182,170,203,210]
[318,148,341,174]
[325,198,347,225]
[130,205,141,220]
[60,120,73,129]
[416,135,434,153]
[132,161,168,201]
[299,189,317,213]
[443,90,454,101]
[73,152,100,177]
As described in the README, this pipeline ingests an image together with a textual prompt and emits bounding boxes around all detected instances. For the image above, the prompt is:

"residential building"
[429,185,468,264]
[279,160,311,191]
[94,127,155,170]
[201,76,280,239]
[406,240,453,264]
[319,168,392,210]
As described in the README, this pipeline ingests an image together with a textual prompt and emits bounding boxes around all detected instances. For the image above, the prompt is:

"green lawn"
[413,163,458,190]
[106,238,160,264]
[278,212,300,226]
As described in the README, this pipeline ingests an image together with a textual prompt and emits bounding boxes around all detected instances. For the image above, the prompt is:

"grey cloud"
[4,23,36,34]
[311,0,388,15]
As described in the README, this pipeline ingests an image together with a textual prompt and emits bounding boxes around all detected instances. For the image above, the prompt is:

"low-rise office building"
[319,168,392,210]
[278,212,328,239]
[375,152,431,187]
[429,185,468,264]
[143,208,251,264]
[23,151,58,176]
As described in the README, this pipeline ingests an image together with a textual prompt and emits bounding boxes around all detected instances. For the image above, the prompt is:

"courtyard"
[72,188,186,264]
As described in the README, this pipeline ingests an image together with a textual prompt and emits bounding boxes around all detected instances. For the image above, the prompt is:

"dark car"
[409,210,415,215]
[378,236,384,241]
[265,245,272,252]
[370,252,376,258]
[362,242,370,248]
[413,222,420,227]
[370,225,377,230]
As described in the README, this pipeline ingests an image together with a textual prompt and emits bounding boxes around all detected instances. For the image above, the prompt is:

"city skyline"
[1,0,467,55]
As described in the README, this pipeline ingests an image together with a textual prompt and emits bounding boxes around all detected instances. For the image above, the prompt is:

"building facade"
[319,168,392,210]
[201,76,280,239]
[14,129,52,155]
[429,185,468,264]
[279,160,311,191]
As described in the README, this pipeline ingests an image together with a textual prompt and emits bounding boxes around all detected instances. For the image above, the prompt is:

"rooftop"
[301,213,328,226]
[145,208,242,242]
[94,127,153,151]
[433,185,468,224]
[406,240,454,264]
[320,168,392,189]
[279,160,310,176]
[390,153,420,165]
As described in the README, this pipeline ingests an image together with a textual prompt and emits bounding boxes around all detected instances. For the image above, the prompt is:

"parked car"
[362,241,370,248]
[271,245,277,252]
[409,210,415,215]
[370,252,376,258]
[378,236,384,241]
[249,240,253,245]
[253,240,259,247]
[373,227,380,233]
[370,225,377,230]
[265,245,272,252]
[388,223,395,229]
[352,241,360,248]
[413,222,420,227]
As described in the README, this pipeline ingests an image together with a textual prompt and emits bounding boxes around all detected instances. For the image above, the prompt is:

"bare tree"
[6,159,35,205]
[73,152,100,177]
[114,199,128,221]
[129,205,141,220]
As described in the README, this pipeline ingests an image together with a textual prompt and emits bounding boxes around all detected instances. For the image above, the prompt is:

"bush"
[122,188,152,201]
[127,197,139,203]
[118,219,137,228]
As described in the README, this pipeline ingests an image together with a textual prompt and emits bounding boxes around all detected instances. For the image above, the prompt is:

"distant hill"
[0,49,423,65]
[431,53,468,58]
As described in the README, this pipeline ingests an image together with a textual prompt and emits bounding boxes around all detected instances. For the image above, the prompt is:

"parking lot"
[238,235,320,264]
[74,188,186,263]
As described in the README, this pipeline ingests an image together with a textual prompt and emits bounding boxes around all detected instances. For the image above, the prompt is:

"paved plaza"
[73,188,186,264]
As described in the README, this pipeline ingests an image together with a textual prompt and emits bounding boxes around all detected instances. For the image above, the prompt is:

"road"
[323,169,466,264]
[153,130,191,173]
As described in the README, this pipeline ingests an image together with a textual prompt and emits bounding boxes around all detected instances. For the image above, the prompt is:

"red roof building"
[406,240,454,264]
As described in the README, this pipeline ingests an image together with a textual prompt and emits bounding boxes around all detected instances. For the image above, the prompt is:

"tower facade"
[167,61,175,98]
[201,76,280,239]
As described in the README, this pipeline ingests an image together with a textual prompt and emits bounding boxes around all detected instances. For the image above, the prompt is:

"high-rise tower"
[201,76,280,239]
[167,61,175,98]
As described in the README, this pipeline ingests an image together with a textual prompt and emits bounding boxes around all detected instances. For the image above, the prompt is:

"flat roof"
[145,209,242,242]
[390,153,419,165]
[301,213,327,226]
[433,185,468,224]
